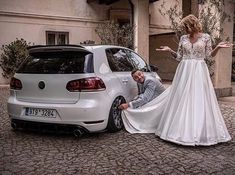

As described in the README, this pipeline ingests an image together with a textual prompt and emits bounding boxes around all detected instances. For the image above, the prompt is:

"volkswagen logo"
[38,81,45,89]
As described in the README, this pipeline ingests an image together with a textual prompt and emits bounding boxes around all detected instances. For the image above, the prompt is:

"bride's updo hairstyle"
[180,14,202,33]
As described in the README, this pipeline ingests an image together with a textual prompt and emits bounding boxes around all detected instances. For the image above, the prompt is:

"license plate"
[25,108,56,118]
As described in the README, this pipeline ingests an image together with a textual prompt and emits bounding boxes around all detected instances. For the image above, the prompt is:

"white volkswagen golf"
[8,45,160,136]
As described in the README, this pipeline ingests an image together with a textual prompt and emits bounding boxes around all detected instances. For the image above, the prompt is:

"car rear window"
[17,51,94,74]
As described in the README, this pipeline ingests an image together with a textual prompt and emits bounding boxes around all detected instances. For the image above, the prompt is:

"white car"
[8,45,160,136]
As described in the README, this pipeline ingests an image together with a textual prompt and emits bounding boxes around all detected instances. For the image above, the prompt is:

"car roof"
[83,44,132,51]
[27,44,132,54]
[27,45,92,54]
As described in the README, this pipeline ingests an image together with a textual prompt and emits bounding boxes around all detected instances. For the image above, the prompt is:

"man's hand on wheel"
[118,103,129,110]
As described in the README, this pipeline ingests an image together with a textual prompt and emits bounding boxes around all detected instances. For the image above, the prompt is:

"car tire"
[107,96,126,132]
[11,121,18,131]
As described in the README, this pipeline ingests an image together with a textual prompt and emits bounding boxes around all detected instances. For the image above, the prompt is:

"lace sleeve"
[205,34,213,61]
[175,36,183,61]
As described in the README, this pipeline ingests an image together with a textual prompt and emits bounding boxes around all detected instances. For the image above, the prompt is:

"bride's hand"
[217,42,233,48]
[156,46,171,52]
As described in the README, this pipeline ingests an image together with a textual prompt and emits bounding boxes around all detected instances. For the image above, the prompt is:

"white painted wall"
[0,0,108,19]
[149,0,182,35]
[0,0,110,84]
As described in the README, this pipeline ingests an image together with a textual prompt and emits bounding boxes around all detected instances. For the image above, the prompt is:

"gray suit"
[129,75,165,109]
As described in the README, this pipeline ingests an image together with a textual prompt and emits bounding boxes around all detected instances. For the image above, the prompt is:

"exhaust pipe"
[73,128,84,138]
[11,122,18,130]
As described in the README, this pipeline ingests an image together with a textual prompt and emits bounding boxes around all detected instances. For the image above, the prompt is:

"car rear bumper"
[7,96,111,132]
[10,118,92,134]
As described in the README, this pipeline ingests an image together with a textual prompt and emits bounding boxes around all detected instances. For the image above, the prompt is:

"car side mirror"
[150,65,158,72]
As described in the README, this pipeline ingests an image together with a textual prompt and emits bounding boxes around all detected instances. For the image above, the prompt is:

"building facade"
[0,0,234,96]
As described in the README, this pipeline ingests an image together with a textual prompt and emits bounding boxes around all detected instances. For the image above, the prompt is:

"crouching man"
[119,69,165,110]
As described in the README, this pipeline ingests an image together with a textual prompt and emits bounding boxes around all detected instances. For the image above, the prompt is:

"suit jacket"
[129,75,165,109]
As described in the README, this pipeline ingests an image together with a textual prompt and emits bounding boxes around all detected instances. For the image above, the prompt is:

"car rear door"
[105,48,138,102]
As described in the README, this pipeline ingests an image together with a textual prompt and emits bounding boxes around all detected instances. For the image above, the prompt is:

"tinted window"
[125,50,149,71]
[106,48,134,72]
[17,51,93,74]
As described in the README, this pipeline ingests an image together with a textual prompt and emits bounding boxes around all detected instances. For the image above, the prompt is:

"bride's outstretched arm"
[155,35,183,61]
[155,46,177,58]
[210,42,233,57]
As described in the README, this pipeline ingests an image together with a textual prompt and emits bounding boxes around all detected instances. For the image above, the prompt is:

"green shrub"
[0,38,30,79]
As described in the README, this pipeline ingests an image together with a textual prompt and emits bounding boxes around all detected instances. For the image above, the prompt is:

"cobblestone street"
[0,87,235,175]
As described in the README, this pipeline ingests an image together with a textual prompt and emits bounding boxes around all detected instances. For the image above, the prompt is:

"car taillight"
[10,77,22,90]
[66,77,106,92]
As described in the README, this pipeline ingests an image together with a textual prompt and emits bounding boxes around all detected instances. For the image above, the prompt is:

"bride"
[121,14,232,146]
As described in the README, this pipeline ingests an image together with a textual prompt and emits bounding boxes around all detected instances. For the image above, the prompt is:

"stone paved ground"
[0,87,234,175]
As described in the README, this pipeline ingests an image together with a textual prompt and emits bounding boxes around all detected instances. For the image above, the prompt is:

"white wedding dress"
[122,33,231,146]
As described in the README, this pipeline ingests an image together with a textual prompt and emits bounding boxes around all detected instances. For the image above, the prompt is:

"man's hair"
[131,69,140,76]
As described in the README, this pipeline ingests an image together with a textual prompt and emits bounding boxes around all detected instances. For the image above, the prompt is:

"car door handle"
[122,79,128,83]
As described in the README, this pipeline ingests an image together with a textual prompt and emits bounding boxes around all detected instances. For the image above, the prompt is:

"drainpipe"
[128,0,134,26]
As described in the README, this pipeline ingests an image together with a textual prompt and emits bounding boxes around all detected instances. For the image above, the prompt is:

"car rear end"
[7,45,112,134]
